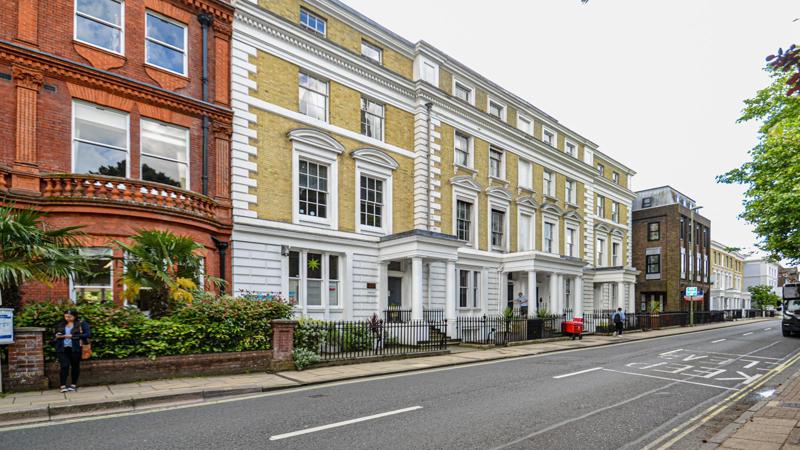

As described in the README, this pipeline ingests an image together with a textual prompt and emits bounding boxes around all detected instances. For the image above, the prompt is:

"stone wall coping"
[270,319,298,325]
[13,327,46,332]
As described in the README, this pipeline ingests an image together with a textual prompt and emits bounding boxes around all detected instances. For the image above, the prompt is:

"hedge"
[15,296,294,360]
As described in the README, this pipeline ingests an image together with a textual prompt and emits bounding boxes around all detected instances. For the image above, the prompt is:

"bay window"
[145,11,187,75]
[75,0,124,54]
[140,119,189,188]
[73,100,129,178]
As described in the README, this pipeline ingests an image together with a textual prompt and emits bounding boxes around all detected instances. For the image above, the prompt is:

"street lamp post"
[689,205,703,327]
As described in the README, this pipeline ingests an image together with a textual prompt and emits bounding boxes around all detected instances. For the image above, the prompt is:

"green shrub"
[15,296,294,360]
[328,324,374,352]
[293,317,326,353]
[292,348,320,370]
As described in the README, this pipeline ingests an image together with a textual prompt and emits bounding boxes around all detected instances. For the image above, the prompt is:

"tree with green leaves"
[0,206,88,310]
[717,69,800,263]
[118,229,223,317]
[748,284,782,310]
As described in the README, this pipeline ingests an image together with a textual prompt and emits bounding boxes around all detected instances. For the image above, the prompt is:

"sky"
[342,0,799,252]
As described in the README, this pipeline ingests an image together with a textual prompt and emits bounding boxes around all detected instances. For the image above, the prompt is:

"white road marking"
[743,332,753,336]
[552,367,603,379]
[269,406,422,441]
[678,348,781,360]
[602,368,738,391]
[764,328,772,331]
[744,361,759,369]
[712,339,726,343]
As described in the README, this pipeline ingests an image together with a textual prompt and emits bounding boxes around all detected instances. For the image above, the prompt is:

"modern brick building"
[0,0,234,304]
[231,0,638,323]
[632,186,711,312]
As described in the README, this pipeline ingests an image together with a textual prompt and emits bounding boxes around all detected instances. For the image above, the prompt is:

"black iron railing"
[312,319,448,361]
[423,308,445,323]
[383,309,412,323]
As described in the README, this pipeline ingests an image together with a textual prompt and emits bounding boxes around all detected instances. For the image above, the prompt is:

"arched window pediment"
[288,128,345,154]
[351,148,399,170]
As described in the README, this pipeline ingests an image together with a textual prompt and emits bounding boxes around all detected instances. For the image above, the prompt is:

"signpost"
[0,308,13,393]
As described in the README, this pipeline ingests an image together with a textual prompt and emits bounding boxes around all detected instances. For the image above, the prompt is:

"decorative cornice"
[486,186,513,202]
[516,196,538,209]
[212,120,233,137]
[12,64,44,90]
[184,0,233,24]
[541,202,564,216]
[212,18,233,36]
[0,41,232,123]
[450,175,481,192]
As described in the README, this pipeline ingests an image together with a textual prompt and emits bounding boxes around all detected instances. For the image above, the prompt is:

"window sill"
[297,216,334,229]
[544,194,559,203]
[358,226,387,237]
[73,40,126,71]
[144,65,190,91]
[518,185,535,194]
[565,201,579,208]
[489,176,509,186]
[454,164,477,175]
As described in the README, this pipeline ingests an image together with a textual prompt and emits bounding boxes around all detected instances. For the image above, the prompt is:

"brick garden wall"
[44,351,274,388]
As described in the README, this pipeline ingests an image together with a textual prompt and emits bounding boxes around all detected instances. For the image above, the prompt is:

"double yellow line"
[647,349,800,449]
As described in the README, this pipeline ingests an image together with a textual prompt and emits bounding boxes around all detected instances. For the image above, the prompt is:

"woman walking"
[54,309,91,393]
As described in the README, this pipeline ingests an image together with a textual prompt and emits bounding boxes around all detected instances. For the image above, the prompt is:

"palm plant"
[117,229,223,317]
[0,206,87,310]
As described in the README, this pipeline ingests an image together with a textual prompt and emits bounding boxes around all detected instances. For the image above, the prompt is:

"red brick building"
[0,0,234,304]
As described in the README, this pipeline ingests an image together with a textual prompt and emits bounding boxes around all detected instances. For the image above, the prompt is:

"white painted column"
[549,273,558,314]
[616,281,625,310]
[575,276,584,317]
[411,257,424,320]
[557,275,565,314]
[344,251,354,320]
[445,261,457,323]
[628,282,635,312]
[378,262,389,317]
[527,271,537,317]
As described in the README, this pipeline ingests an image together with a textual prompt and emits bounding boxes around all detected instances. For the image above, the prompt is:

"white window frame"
[597,237,606,267]
[487,97,507,121]
[144,10,188,76]
[565,226,577,258]
[140,117,190,189]
[71,99,131,178]
[611,201,619,222]
[355,160,393,236]
[517,207,535,252]
[646,247,661,280]
[453,186,479,250]
[70,247,114,303]
[419,57,439,85]
[565,139,577,157]
[292,140,339,230]
[518,159,532,189]
[597,163,605,176]
[517,114,533,135]
[452,78,474,105]
[543,219,559,255]
[458,268,482,309]
[487,198,510,252]
[360,96,385,141]
[288,250,343,315]
[611,239,622,266]
[74,0,125,55]
[299,72,329,122]
[489,146,506,180]
[543,170,555,198]
[299,8,327,36]
[542,127,556,146]
[565,179,577,205]
[596,195,606,218]
[360,40,382,64]
[454,130,474,169]
[612,171,620,184]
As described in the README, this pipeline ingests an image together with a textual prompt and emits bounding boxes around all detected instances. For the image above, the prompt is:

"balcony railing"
[0,166,221,221]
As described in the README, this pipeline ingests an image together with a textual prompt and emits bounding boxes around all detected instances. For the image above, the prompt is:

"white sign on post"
[0,308,13,345]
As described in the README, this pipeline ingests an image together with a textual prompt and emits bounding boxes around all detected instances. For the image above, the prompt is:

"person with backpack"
[613,307,625,337]
[53,309,92,393]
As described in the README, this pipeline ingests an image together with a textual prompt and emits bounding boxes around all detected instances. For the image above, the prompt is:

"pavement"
[0,318,771,428]
[0,318,788,449]
[695,358,800,450]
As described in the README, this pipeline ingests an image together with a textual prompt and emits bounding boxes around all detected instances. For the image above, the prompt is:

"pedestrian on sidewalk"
[517,292,529,317]
[613,307,625,337]
[53,309,92,393]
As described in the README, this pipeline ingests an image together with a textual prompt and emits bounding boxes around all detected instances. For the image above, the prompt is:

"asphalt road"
[2,320,796,450]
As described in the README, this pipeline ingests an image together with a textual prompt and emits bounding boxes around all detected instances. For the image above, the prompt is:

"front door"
[388,276,402,308]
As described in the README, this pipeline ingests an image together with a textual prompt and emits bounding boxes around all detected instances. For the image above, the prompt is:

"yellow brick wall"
[474,137,489,250]
[439,68,453,95]
[439,123,455,236]
[258,0,414,79]
[507,105,518,129]
[595,155,628,187]
[329,81,361,132]
[476,89,488,114]
[385,105,414,150]
[251,51,298,112]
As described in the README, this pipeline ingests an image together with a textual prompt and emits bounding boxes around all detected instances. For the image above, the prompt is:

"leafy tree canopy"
[718,70,800,263]
[748,284,782,309]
